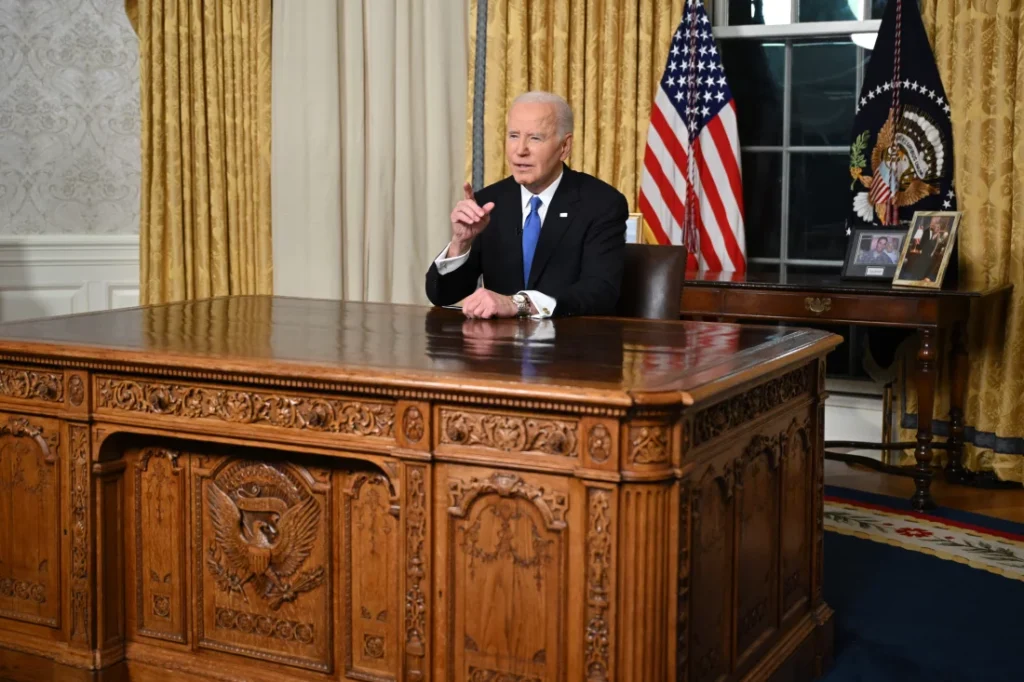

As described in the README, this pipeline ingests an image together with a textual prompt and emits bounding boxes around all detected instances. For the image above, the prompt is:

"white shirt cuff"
[434,243,471,275]
[520,290,556,319]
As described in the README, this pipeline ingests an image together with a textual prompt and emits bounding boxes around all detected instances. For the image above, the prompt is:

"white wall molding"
[825,378,886,460]
[0,235,140,323]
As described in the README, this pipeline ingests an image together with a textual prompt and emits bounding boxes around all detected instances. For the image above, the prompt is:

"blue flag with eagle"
[849,0,955,227]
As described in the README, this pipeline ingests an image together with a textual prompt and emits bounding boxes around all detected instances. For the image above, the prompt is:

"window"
[712,0,882,276]
[712,0,884,380]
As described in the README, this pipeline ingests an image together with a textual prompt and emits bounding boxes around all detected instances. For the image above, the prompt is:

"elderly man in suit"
[425,91,628,318]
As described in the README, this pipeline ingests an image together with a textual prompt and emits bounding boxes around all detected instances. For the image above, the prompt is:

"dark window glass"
[787,152,849,261]
[741,151,783,258]
[790,40,860,146]
[747,261,782,277]
[798,0,864,22]
[871,0,888,19]
[721,40,785,146]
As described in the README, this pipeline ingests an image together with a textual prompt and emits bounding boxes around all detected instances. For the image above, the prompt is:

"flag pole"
[684,0,702,264]
[884,0,905,225]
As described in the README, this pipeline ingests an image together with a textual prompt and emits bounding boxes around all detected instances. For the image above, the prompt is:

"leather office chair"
[615,243,688,320]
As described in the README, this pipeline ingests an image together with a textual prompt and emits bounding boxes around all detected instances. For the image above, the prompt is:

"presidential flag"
[849,0,956,227]
[639,0,746,273]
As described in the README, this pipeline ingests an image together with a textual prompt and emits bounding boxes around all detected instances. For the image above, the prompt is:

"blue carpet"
[820,487,1024,682]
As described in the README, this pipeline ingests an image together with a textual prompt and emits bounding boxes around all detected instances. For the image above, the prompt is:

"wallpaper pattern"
[0,0,140,235]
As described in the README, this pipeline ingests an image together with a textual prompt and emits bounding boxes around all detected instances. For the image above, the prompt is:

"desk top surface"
[0,297,838,406]
[684,270,1012,298]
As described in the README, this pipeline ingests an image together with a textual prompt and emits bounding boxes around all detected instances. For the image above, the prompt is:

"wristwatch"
[511,293,531,317]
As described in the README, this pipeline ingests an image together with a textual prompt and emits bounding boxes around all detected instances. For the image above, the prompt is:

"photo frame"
[625,212,644,244]
[892,211,962,288]
[841,227,907,280]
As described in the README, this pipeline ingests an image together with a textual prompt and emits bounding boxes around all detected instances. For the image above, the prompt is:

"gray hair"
[510,91,574,137]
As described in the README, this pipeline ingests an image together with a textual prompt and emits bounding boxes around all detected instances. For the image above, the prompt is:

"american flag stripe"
[647,96,725,265]
[657,84,743,271]
[651,96,735,269]
[700,123,745,240]
[642,126,727,270]
[637,191,672,246]
[644,128,726,270]
[694,134,744,269]
[706,104,744,218]
[639,1,746,273]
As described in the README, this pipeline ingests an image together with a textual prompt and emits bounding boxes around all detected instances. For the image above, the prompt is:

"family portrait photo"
[893,211,962,288]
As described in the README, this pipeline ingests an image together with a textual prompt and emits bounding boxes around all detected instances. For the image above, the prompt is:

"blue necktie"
[522,195,542,285]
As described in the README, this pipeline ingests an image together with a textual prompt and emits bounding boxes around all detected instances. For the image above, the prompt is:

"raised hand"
[449,182,495,257]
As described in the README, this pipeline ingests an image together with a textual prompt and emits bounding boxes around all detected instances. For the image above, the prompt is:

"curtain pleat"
[126,0,272,304]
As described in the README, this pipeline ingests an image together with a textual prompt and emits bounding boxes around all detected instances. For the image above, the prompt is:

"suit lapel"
[527,166,579,289]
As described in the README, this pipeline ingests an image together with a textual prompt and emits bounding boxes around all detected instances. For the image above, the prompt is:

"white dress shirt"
[433,172,563,318]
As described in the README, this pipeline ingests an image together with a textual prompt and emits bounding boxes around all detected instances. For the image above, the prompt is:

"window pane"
[741,151,782,259]
[728,0,792,25]
[871,0,888,19]
[747,262,782,277]
[790,40,859,146]
[798,0,864,22]
[721,41,785,146]
[787,152,848,261]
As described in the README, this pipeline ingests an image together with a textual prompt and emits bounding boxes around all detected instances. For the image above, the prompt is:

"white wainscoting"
[825,378,886,459]
[0,235,140,323]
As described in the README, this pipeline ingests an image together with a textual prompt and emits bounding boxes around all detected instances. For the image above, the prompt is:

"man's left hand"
[461,289,518,319]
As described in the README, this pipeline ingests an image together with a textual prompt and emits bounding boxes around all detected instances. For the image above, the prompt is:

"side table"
[679,270,1013,510]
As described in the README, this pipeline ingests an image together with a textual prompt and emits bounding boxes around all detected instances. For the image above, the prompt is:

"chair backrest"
[615,243,688,320]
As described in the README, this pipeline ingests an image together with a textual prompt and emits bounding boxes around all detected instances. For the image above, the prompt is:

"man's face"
[506,101,572,193]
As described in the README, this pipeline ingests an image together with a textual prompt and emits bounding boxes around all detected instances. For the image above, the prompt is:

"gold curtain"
[467,0,685,230]
[894,0,1024,481]
[125,0,273,305]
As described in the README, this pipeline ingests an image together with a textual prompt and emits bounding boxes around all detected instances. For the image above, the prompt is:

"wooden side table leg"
[912,328,937,510]
[946,321,969,483]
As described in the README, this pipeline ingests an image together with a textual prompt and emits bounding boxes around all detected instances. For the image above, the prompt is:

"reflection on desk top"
[685,270,1012,298]
[0,297,839,405]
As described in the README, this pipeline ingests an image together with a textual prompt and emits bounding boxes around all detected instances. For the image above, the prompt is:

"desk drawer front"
[684,289,932,325]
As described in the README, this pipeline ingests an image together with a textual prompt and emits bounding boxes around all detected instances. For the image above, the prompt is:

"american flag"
[638,0,746,272]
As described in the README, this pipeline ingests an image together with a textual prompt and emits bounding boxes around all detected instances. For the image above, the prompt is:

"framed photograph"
[841,228,906,280]
[625,212,644,244]
[892,211,962,288]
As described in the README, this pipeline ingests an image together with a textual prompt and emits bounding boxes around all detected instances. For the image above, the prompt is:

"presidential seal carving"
[205,461,325,610]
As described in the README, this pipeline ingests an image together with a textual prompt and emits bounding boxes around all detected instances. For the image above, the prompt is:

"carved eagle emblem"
[206,481,323,609]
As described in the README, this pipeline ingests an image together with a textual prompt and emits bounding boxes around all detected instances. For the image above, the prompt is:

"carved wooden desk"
[0,298,840,682]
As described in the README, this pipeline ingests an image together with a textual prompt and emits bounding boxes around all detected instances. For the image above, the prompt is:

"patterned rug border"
[824,499,1024,582]
[824,483,1024,537]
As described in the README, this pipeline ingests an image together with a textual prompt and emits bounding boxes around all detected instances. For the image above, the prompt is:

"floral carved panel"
[440,409,578,458]
[97,377,395,440]
[0,414,61,628]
